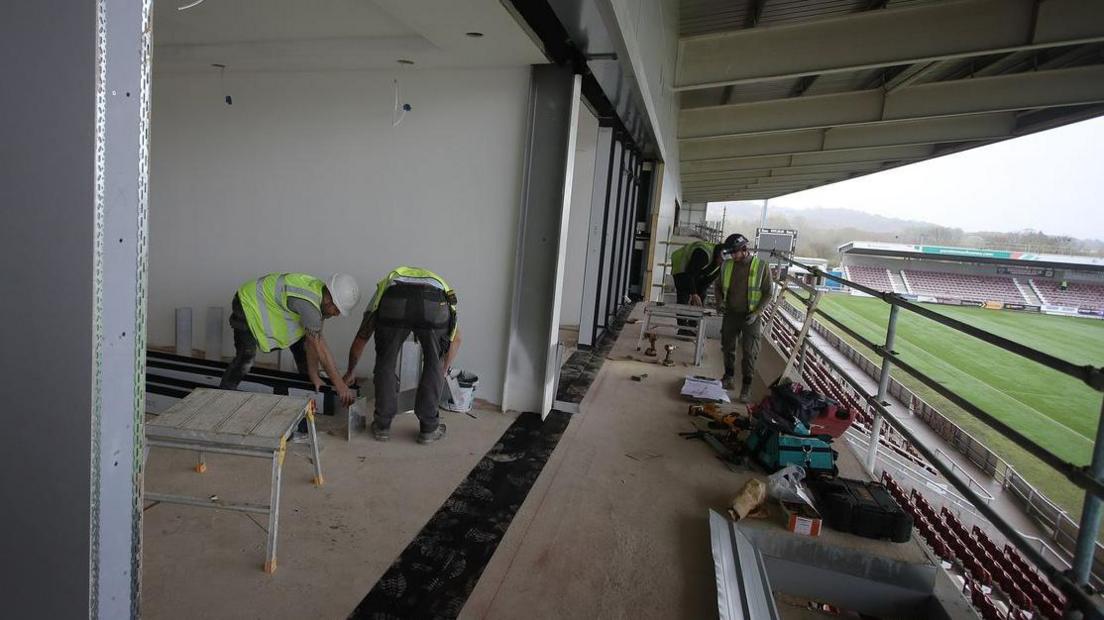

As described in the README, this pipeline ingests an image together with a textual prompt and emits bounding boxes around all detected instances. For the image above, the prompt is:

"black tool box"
[809,478,913,542]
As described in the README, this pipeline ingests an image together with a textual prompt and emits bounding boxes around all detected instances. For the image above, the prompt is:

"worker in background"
[343,267,462,445]
[715,234,773,402]
[670,239,727,334]
[220,272,359,408]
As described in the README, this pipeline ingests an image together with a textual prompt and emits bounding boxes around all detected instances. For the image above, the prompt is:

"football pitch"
[811,293,1104,515]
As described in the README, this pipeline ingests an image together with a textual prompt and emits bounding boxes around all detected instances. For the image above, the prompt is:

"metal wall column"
[1,0,150,616]
[578,125,615,348]
[614,151,638,305]
[503,66,582,415]
[602,140,626,326]
[620,158,643,301]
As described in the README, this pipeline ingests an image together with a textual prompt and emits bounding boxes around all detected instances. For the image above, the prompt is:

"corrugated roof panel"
[680,0,750,36]
[680,0,947,37]
[800,68,882,96]
[758,0,866,28]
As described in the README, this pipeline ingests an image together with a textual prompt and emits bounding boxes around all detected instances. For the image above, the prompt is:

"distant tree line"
[723,216,1104,264]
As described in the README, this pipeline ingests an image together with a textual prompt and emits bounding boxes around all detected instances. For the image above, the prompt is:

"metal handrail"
[843,429,978,510]
[933,448,996,505]
[781,279,1103,498]
[775,253,1104,391]
[769,256,1104,617]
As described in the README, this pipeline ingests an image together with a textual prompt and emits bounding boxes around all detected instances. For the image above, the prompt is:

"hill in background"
[711,204,1104,263]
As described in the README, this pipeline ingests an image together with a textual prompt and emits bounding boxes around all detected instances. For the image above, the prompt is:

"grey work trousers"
[721,311,762,386]
[373,324,448,433]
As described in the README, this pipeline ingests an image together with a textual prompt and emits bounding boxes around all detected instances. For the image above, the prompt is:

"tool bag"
[809,478,913,542]
[745,425,838,477]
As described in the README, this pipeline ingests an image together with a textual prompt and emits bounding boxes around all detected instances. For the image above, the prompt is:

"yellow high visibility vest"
[720,256,766,312]
[670,241,716,276]
[237,273,324,352]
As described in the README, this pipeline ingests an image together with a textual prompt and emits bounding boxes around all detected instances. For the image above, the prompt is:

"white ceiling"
[153,0,547,73]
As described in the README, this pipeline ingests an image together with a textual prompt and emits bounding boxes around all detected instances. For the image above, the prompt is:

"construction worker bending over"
[714,234,773,402]
[670,239,728,333]
[343,267,462,445]
[671,240,725,307]
[220,272,359,407]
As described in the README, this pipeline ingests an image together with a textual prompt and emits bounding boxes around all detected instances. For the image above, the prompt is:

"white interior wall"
[148,67,531,406]
[559,105,600,328]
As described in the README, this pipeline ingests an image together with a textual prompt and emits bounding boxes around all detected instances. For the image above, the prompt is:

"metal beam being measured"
[675,0,1104,90]
[679,65,1104,139]
[681,113,1015,161]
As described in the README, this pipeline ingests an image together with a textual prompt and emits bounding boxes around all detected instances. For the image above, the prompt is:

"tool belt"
[376,283,453,331]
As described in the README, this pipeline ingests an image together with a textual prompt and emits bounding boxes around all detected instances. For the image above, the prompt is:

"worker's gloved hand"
[689,294,703,307]
[744,312,759,326]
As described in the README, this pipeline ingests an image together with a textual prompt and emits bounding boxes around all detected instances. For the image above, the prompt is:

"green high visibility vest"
[670,241,716,276]
[720,256,767,312]
[369,266,458,340]
[238,273,325,353]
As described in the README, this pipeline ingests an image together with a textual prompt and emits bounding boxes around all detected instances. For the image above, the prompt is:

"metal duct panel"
[709,510,781,620]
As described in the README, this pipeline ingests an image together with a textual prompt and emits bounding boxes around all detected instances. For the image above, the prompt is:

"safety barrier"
[771,257,1104,617]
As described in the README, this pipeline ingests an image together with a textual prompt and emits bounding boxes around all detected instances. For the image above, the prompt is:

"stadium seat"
[846,265,895,292]
[903,269,1028,305]
[1031,279,1104,310]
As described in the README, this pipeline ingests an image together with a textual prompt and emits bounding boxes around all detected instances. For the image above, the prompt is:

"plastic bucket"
[441,370,479,413]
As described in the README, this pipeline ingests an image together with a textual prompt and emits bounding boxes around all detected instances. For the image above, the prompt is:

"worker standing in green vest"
[343,267,462,445]
[219,272,360,407]
[714,234,773,402]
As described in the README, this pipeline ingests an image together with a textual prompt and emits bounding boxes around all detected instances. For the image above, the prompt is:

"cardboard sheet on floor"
[680,375,731,403]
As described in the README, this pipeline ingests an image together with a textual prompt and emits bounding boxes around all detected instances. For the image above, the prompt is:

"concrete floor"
[142,407,518,619]
[141,307,931,619]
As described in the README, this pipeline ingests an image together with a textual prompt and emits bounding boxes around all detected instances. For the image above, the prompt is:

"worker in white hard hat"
[219,272,360,407]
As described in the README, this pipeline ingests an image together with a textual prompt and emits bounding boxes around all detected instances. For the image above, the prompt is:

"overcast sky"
[711,115,1104,241]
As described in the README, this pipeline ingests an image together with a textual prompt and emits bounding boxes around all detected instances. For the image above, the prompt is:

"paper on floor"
[680,375,731,403]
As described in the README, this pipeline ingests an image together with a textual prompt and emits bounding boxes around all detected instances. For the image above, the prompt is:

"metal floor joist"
[674,0,1104,202]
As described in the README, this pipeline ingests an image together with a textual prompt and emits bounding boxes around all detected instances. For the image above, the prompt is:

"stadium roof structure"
[677,0,1104,203]
[840,240,1104,269]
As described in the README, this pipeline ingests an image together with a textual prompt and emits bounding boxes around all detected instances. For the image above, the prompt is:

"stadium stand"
[1031,279,1104,310]
[885,471,1067,620]
[844,265,894,293]
[903,270,1028,305]
[838,242,1104,314]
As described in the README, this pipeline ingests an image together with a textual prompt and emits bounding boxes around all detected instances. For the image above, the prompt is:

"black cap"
[724,233,749,250]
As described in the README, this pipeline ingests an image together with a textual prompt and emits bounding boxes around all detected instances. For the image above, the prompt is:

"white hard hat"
[327,273,360,316]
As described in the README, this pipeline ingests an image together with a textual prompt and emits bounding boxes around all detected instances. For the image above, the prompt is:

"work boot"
[370,421,390,442]
[721,375,736,390]
[417,424,447,445]
[738,383,753,403]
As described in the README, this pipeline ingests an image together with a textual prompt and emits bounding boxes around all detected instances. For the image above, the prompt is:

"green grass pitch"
[811,293,1104,515]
